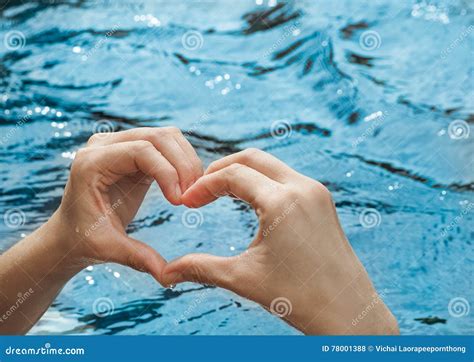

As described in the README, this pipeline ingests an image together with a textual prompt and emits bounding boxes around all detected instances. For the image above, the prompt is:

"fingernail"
[175,184,182,200]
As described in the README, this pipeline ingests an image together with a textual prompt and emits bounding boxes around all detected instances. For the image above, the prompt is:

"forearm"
[284,247,399,335]
[0,213,82,334]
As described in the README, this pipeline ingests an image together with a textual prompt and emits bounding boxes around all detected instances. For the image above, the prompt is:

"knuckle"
[134,140,154,153]
[86,133,101,146]
[308,182,332,205]
[206,160,220,173]
[240,148,262,162]
[224,163,245,176]
[183,254,204,283]
[162,126,181,136]
[71,148,93,174]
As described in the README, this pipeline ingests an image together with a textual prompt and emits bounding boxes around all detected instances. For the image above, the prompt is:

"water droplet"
[113,272,120,278]
[72,46,82,54]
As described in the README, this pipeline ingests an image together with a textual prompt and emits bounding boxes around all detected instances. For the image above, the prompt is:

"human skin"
[0,131,398,335]
[0,128,203,334]
[161,149,399,335]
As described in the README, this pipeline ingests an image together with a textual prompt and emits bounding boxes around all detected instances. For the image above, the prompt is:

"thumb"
[162,253,237,288]
[111,236,168,286]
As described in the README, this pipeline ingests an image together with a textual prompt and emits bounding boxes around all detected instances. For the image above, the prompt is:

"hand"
[162,148,399,335]
[51,127,203,283]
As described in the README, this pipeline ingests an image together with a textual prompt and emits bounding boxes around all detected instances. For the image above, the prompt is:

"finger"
[87,127,202,192]
[172,132,203,183]
[181,163,279,209]
[79,140,181,205]
[206,148,298,183]
[162,253,236,289]
[111,236,168,286]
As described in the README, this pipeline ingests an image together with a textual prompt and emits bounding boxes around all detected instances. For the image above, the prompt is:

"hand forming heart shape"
[49,127,398,335]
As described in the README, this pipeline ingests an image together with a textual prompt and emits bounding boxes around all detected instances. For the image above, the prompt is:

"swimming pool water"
[0,0,473,335]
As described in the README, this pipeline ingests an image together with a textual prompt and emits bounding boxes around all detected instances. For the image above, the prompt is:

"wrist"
[281,256,399,335]
[38,211,86,278]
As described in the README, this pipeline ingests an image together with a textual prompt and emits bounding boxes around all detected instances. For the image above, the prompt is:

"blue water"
[0,0,473,335]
